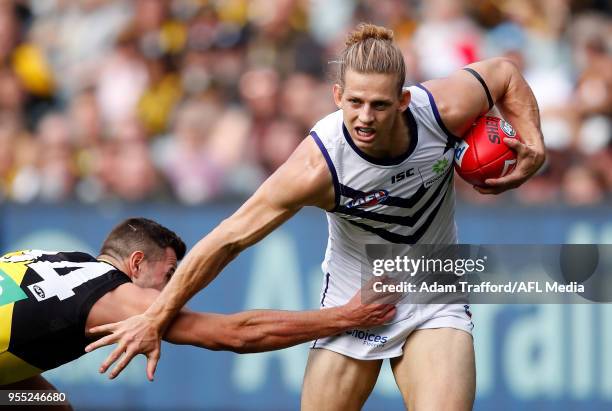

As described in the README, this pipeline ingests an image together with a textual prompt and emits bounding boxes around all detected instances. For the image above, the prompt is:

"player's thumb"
[503,137,521,150]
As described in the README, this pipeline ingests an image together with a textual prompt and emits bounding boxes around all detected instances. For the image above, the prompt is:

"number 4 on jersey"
[27,261,115,302]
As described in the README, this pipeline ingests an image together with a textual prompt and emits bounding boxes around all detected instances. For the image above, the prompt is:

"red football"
[454,116,521,187]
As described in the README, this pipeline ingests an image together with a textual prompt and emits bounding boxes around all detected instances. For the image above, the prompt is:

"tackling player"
[0,218,394,410]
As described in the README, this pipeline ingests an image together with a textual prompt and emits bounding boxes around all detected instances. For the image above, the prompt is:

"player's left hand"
[475,137,545,194]
[85,313,162,381]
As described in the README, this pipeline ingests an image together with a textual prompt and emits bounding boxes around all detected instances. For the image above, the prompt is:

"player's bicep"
[423,58,515,137]
[220,136,334,250]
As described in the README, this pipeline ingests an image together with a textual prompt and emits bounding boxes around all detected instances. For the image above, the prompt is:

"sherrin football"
[454,116,521,187]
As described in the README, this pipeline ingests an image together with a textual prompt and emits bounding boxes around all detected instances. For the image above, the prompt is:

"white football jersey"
[310,85,459,308]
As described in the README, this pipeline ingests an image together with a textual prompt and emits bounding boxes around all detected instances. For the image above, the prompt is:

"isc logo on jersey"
[345,190,389,209]
[345,329,388,347]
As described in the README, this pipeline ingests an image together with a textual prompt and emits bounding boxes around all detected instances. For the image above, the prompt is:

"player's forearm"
[223,307,355,353]
[490,59,545,152]
[167,307,354,353]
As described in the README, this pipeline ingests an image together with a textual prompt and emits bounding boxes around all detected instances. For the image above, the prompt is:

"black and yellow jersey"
[0,250,130,385]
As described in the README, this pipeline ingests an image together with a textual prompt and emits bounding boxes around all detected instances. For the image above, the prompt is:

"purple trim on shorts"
[313,273,332,349]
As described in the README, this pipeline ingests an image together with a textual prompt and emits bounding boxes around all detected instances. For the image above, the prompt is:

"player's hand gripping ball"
[454,116,521,187]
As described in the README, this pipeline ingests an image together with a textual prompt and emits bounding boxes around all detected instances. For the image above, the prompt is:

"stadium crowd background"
[0,0,609,206]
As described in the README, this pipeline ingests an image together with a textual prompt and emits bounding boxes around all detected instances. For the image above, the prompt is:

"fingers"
[473,184,505,195]
[98,345,126,374]
[146,352,160,382]
[502,137,524,151]
[87,323,117,336]
[382,306,397,322]
[475,137,534,194]
[108,349,138,380]
[85,332,120,353]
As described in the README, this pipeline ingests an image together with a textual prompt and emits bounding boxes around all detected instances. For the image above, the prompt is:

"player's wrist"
[332,304,359,329]
[142,307,171,334]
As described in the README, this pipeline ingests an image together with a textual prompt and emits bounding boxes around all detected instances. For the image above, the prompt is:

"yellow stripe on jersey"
[0,351,42,385]
[0,303,13,354]
[0,259,29,286]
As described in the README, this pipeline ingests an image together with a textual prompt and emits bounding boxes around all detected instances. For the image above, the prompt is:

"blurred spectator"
[412,0,483,79]
[153,100,225,204]
[0,0,606,205]
[96,25,148,126]
[103,117,164,202]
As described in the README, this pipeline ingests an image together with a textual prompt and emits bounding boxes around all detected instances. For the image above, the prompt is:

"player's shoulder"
[310,110,342,142]
[404,84,435,110]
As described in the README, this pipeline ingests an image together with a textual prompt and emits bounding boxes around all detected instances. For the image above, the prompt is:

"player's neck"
[361,113,410,159]
[97,254,128,276]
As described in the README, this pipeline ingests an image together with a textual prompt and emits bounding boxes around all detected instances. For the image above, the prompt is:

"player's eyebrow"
[372,99,392,106]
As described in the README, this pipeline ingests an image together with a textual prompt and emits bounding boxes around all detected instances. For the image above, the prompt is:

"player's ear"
[332,84,343,108]
[399,89,411,111]
[128,251,145,279]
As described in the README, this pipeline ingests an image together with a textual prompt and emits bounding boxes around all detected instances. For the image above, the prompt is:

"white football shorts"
[311,303,474,360]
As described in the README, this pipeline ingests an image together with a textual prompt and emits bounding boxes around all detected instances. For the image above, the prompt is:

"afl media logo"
[32,285,45,299]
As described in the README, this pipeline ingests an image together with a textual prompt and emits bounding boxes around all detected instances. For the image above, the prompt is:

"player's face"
[138,247,178,291]
[334,69,408,156]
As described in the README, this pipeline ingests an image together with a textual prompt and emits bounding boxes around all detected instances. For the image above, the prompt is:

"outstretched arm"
[85,284,395,378]
[423,57,545,194]
[85,136,336,380]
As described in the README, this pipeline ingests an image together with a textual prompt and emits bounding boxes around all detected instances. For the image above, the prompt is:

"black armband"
[463,67,494,111]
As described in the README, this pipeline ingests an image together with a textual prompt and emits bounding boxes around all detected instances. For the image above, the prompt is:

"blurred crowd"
[0,0,609,205]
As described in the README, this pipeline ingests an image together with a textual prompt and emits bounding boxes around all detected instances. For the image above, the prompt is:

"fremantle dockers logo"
[500,120,516,137]
[345,190,389,209]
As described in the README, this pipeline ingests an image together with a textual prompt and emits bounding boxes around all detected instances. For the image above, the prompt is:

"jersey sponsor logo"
[391,168,415,184]
[500,120,516,137]
[432,158,449,175]
[420,153,452,189]
[345,190,389,209]
[454,141,469,167]
[32,285,45,299]
[345,329,388,347]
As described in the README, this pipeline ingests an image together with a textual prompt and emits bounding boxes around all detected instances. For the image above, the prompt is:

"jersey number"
[26,261,115,302]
